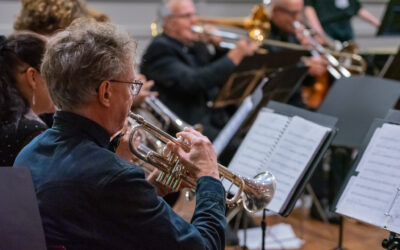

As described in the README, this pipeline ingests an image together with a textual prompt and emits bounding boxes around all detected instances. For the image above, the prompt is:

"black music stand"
[332,109,400,249]
[318,75,400,249]
[377,0,400,36]
[0,167,46,250]
[319,75,400,148]
[215,65,308,158]
[265,101,338,217]
[380,46,400,81]
[213,50,308,108]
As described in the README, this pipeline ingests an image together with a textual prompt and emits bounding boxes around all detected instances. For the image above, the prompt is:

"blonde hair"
[14,0,90,35]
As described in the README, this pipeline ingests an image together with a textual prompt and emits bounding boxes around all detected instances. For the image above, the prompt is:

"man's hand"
[168,128,219,180]
[198,24,223,46]
[304,56,328,77]
[227,39,259,65]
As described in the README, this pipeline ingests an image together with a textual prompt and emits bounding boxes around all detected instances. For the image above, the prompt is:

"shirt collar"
[52,111,110,148]
[161,33,194,52]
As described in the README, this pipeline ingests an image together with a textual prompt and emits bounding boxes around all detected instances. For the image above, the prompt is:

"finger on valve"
[172,130,219,180]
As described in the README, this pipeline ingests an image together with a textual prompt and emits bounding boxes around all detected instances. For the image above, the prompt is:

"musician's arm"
[357,8,381,27]
[141,44,235,93]
[304,6,325,37]
[97,165,226,250]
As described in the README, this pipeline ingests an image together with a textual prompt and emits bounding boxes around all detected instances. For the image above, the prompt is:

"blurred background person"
[267,0,328,108]
[0,32,54,166]
[140,0,258,140]
[304,0,381,43]
[14,0,90,35]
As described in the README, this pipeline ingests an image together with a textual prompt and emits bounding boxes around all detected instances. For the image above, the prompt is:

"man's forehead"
[171,0,195,13]
[277,0,303,9]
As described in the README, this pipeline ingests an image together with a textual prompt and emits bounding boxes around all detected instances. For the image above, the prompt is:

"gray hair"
[41,18,137,110]
[158,0,193,25]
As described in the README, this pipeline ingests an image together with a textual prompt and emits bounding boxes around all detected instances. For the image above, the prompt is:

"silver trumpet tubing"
[128,111,276,213]
[145,96,192,132]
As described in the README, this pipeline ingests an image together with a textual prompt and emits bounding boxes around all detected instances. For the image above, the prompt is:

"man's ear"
[97,81,112,107]
[25,67,38,91]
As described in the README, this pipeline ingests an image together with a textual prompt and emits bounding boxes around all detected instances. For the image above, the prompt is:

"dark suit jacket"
[14,111,227,250]
[140,34,235,137]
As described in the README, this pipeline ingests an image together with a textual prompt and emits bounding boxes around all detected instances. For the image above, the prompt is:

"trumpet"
[128,111,276,213]
[144,96,202,133]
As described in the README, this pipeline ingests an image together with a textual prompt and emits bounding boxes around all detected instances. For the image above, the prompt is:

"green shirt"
[305,0,361,42]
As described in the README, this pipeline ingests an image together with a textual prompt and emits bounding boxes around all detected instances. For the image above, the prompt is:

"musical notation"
[227,110,331,213]
[337,123,400,233]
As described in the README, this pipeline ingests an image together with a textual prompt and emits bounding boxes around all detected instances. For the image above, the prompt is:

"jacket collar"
[52,111,110,148]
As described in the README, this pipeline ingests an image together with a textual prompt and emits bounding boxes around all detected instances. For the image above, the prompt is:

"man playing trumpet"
[14,19,227,250]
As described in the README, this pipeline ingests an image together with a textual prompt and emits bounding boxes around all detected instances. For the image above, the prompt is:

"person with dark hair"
[0,32,54,166]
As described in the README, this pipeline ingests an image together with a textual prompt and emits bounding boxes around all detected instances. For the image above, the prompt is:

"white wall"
[0,0,398,62]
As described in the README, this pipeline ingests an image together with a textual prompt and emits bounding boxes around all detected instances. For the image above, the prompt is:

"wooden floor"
[248,212,389,250]
[173,191,389,250]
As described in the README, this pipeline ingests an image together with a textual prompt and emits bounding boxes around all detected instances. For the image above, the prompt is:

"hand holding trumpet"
[168,127,219,180]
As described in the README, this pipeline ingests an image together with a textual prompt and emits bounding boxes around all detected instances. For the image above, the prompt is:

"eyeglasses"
[109,79,143,96]
[169,12,197,19]
[277,6,302,17]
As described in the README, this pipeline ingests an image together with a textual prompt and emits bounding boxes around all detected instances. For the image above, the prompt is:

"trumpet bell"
[242,171,276,213]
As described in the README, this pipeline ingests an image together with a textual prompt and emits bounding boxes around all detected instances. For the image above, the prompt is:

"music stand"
[0,167,46,250]
[215,65,309,157]
[332,109,400,249]
[213,49,308,108]
[319,76,400,148]
[380,46,400,81]
[318,75,400,249]
[377,0,400,36]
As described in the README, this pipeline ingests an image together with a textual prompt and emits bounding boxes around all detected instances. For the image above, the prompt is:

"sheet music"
[227,110,290,179]
[386,188,400,233]
[213,97,254,156]
[264,116,331,213]
[336,123,400,234]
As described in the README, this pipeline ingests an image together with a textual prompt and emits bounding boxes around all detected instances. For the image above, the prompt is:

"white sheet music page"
[336,123,400,233]
[227,110,290,179]
[265,116,331,213]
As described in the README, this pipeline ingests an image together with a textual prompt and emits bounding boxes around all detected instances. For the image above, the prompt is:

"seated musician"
[140,0,258,140]
[0,32,54,166]
[267,0,328,107]
[13,19,226,249]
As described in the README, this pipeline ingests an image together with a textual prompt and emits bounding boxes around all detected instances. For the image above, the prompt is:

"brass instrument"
[128,111,276,213]
[144,96,202,132]
[197,4,270,44]
[191,5,366,79]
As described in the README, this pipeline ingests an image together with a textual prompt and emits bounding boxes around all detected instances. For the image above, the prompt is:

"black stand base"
[261,209,267,250]
[333,216,347,250]
[382,232,400,250]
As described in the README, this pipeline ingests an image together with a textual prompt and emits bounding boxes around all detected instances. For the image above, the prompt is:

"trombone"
[192,4,366,78]
[128,111,276,213]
